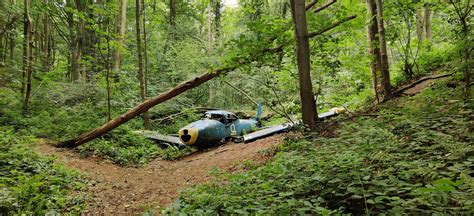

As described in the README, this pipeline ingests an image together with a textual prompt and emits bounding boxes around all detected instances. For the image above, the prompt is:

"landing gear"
[232,136,244,143]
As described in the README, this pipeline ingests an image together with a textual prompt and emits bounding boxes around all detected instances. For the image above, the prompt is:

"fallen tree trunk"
[58,67,235,148]
[392,72,453,96]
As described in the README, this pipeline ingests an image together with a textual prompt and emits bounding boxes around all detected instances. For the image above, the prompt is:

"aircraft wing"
[318,110,338,119]
[243,107,344,143]
[318,107,345,120]
[243,122,294,143]
[133,130,184,145]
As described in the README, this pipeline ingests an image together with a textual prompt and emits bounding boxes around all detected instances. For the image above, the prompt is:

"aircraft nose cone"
[178,128,199,145]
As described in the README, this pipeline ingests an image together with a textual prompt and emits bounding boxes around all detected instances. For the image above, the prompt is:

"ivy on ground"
[0,129,87,214]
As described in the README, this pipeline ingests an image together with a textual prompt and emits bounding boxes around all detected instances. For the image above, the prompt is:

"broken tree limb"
[305,0,318,11]
[392,72,453,96]
[307,15,357,38]
[313,0,336,14]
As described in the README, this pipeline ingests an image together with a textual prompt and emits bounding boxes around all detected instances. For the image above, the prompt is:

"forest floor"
[36,135,284,214]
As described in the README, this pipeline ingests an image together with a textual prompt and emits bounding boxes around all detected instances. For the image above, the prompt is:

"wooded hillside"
[0,0,472,214]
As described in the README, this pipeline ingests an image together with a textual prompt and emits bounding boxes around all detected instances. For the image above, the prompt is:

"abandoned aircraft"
[136,103,345,148]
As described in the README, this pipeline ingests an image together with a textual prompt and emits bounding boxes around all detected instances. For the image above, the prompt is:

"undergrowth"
[166,80,474,214]
[0,128,87,214]
[76,127,195,166]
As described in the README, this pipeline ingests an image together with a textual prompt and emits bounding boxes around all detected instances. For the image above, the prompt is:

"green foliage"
[0,128,87,214]
[76,127,161,166]
[159,144,196,161]
[76,126,195,166]
[166,80,473,214]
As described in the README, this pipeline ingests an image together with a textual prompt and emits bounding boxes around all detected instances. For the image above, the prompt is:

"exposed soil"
[36,135,284,214]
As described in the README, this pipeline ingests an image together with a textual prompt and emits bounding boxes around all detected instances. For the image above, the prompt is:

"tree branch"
[313,0,336,14]
[305,0,318,11]
[307,15,357,38]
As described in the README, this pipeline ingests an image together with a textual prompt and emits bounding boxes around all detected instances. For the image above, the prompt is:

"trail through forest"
[37,135,284,214]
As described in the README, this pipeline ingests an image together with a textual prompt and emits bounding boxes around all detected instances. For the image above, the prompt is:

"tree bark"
[290,0,317,130]
[415,6,423,44]
[112,0,120,81]
[169,0,176,40]
[43,0,50,71]
[22,0,32,113]
[207,3,212,52]
[207,3,214,104]
[0,0,4,65]
[424,3,431,41]
[135,0,150,129]
[67,0,80,81]
[366,0,382,103]
[8,32,14,64]
[75,0,85,81]
[375,0,392,99]
[212,0,221,38]
[112,0,126,82]
[142,0,148,99]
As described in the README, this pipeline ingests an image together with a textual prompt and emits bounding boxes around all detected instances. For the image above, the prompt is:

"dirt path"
[37,135,284,214]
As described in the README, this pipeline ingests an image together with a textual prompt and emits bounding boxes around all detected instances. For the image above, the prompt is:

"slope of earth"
[166,78,474,214]
[36,135,284,214]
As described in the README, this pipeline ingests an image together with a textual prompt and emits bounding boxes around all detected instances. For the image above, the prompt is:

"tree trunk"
[59,66,236,148]
[67,0,80,81]
[375,0,392,99]
[169,0,176,40]
[9,32,14,64]
[461,21,470,100]
[366,0,382,103]
[106,36,112,121]
[21,0,30,96]
[142,0,148,98]
[290,0,317,129]
[0,0,4,65]
[424,3,431,41]
[0,35,4,66]
[213,0,221,38]
[404,23,413,80]
[135,0,150,129]
[22,0,32,113]
[415,6,423,44]
[112,0,120,81]
[120,0,127,39]
[207,3,214,104]
[113,0,126,82]
[43,0,50,71]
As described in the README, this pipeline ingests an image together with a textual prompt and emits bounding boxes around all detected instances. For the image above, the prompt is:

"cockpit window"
[227,114,238,123]
[204,113,226,124]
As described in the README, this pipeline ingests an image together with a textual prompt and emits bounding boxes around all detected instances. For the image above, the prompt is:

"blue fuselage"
[178,118,258,147]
